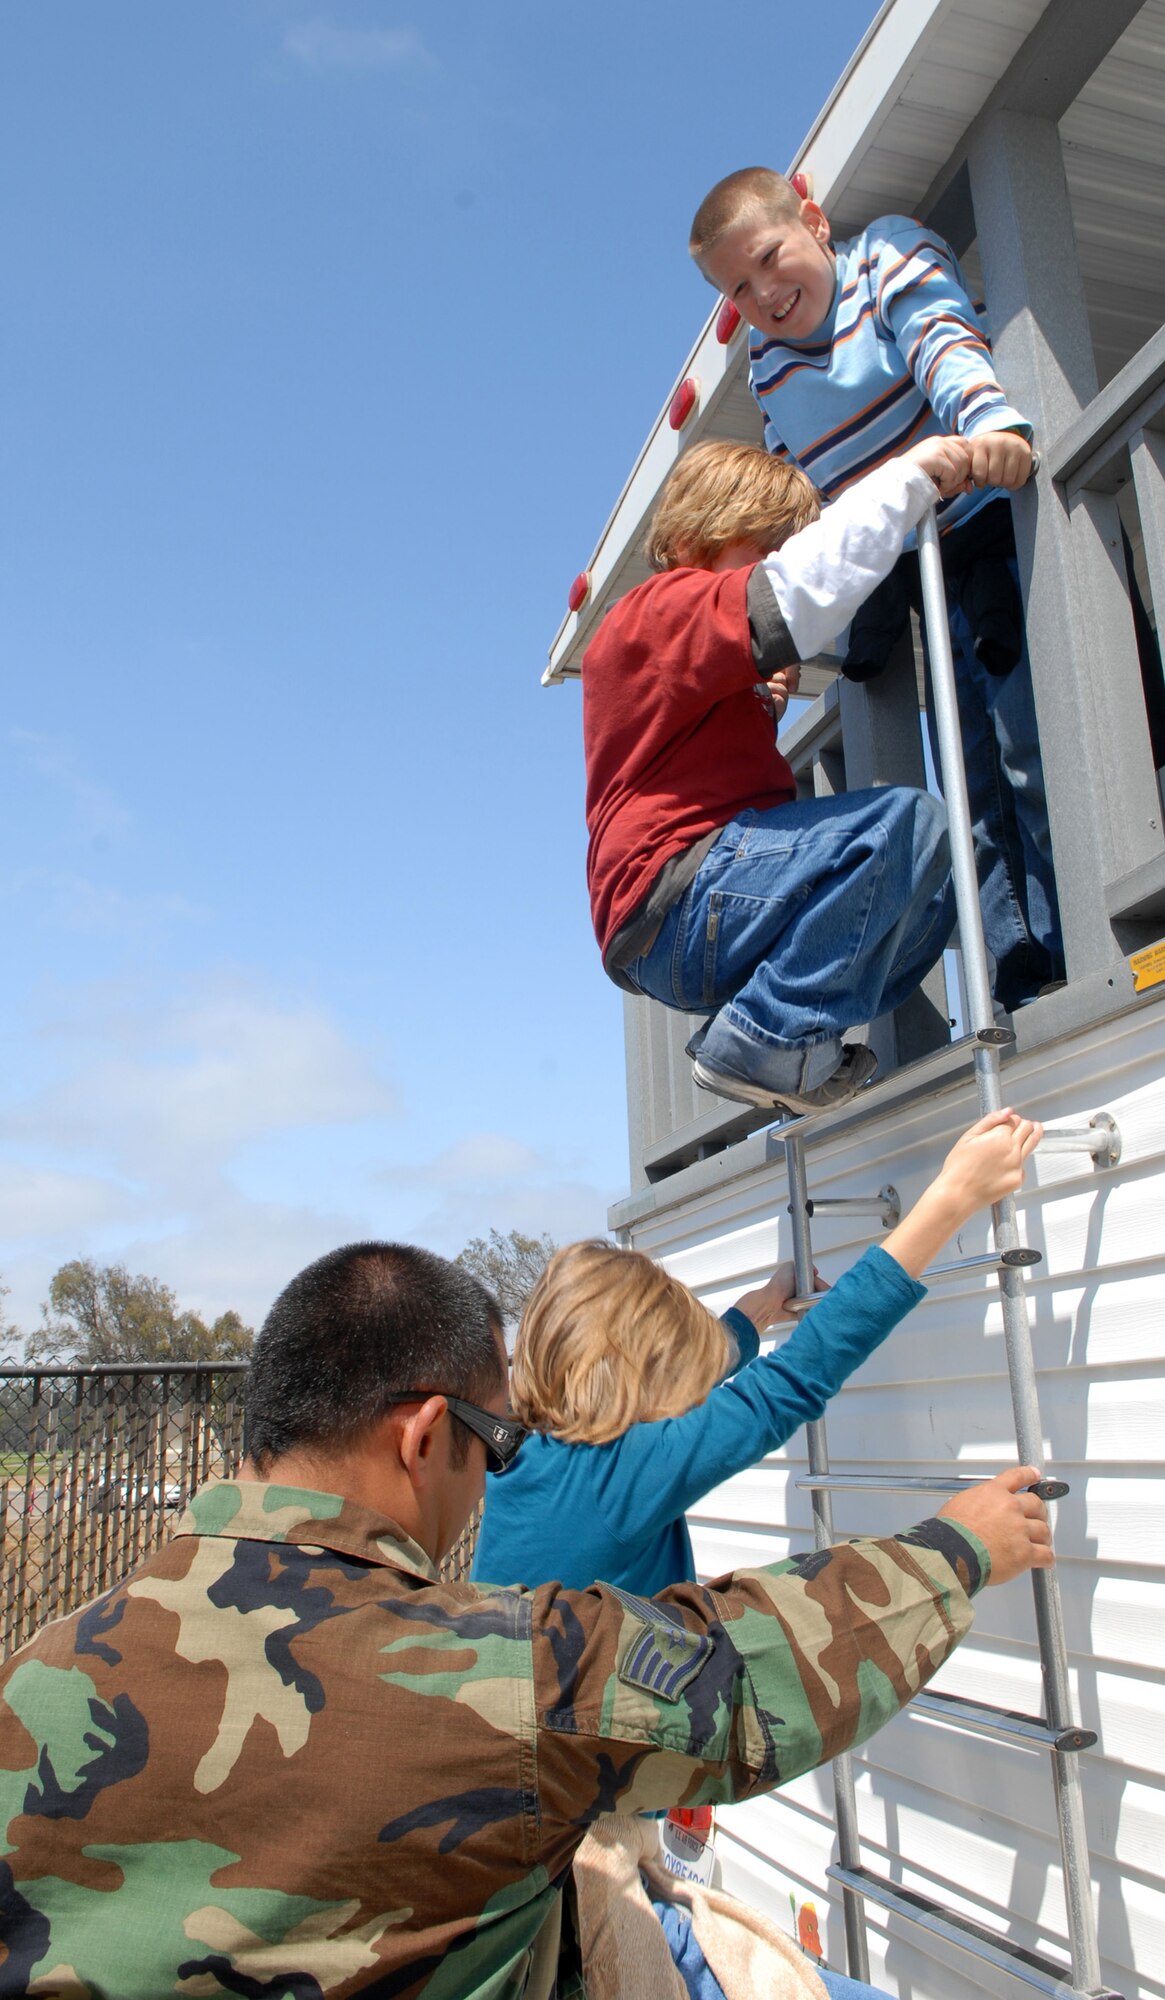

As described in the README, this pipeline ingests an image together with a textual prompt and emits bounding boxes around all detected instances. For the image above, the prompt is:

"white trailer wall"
[624,1003,1165,1999]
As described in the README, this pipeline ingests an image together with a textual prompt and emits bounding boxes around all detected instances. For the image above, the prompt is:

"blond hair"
[511,1240,728,1446]
[690,167,803,272]
[645,440,820,573]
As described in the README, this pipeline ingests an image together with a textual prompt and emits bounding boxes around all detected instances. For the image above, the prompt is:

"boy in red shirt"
[584,433,970,1114]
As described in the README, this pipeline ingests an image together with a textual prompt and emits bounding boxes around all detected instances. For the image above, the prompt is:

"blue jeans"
[925,558,1064,1012]
[624,788,954,1097]
[656,1902,892,2000]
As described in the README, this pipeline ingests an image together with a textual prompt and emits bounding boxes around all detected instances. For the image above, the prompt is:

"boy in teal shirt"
[473,1107,1041,1597]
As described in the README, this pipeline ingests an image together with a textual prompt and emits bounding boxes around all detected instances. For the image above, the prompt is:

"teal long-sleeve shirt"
[472,1241,925,1596]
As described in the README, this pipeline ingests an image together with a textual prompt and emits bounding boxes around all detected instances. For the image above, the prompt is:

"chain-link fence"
[0,1364,247,1657]
[0,1366,484,1656]
[441,1500,483,1585]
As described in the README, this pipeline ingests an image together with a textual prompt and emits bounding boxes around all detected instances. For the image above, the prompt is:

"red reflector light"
[715,299,741,344]
[568,571,590,614]
[669,377,699,430]
[790,170,812,200]
[668,1805,714,1837]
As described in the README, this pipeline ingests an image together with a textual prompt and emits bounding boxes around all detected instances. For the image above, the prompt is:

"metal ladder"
[771,507,1121,1999]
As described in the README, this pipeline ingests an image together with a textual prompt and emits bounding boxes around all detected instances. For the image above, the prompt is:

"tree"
[454,1229,556,1327]
[0,1276,23,1365]
[27,1260,254,1365]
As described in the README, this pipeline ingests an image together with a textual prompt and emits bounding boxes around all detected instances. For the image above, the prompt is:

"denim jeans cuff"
[698,1013,842,1094]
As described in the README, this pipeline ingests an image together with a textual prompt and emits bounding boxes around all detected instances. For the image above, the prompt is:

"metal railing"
[0,1365,487,1656]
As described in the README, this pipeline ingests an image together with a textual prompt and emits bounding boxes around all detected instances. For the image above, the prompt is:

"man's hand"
[733,1259,825,1332]
[763,662,801,722]
[968,430,1033,491]
[937,1466,1054,1584]
[903,434,974,498]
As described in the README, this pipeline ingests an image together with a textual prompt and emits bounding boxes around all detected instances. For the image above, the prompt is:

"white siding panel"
[629,1003,1165,1996]
[715,1763,1165,1997]
[1112,1776,1165,1878]
[1088,1573,1165,1669]
[689,1520,790,1579]
[712,1808,1006,2000]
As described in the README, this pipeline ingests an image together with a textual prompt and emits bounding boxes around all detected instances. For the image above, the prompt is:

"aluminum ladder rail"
[775,505,1119,1998]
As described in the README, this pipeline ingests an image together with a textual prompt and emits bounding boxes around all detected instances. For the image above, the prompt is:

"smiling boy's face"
[702,200,836,342]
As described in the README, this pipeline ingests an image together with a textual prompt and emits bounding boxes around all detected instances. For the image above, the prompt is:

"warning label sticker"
[1130,940,1165,993]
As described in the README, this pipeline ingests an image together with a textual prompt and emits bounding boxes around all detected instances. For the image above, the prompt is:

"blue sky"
[0,1,880,1334]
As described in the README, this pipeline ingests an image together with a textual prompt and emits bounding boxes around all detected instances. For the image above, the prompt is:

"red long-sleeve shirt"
[583,564,796,959]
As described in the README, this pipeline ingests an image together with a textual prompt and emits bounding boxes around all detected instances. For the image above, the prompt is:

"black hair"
[245,1241,504,1472]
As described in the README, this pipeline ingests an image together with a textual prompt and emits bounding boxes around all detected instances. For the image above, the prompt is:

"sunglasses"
[384,1392,528,1474]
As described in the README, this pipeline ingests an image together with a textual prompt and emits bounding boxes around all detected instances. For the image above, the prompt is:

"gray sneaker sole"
[692,1045,878,1117]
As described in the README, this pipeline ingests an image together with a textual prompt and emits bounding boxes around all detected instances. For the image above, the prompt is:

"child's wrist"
[917,1179,973,1237]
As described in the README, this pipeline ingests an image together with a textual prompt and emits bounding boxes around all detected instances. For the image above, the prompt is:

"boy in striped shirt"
[691,168,1063,1012]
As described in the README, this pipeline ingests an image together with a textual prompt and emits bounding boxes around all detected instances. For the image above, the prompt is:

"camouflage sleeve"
[530,1520,986,1860]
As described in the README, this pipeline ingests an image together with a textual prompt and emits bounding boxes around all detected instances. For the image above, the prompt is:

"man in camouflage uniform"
[0,1240,1051,1997]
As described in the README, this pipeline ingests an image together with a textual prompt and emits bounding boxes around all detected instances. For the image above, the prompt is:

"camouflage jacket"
[0,1478,987,1998]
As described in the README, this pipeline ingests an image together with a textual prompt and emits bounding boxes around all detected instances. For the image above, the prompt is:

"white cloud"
[378,1132,542,1189]
[0,982,618,1340]
[7,728,131,843]
[0,867,208,938]
[416,1176,613,1263]
[110,1191,385,1333]
[283,20,435,73]
[0,1186,382,1337]
[376,1130,612,1259]
[0,975,401,1329]
[0,1162,130,1242]
[3,980,396,1184]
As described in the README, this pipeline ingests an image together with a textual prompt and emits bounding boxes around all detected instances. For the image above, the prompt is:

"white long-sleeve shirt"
[754,458,939,663]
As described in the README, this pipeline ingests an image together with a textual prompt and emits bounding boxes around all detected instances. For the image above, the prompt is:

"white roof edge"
[543,0,954,686]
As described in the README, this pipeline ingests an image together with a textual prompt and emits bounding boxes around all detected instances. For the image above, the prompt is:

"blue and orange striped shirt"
[749,214,1031,535]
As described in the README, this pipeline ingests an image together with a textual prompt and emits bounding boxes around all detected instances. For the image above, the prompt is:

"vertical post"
[64,1375,84,1615]
[18,1376,45,1654]
[918,507,1104,1995]
[967,106,1160,978]
[43,1384,63,1629]
[784,1134,871,1985]
[0,1440,12,1657]
[916,516,997,1038]
[838,636,952,1069]
[96,1374,116,1599]
[1131,429,1165,670]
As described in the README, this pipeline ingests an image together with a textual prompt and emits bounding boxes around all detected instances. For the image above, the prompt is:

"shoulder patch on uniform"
[608,1586,713,1704]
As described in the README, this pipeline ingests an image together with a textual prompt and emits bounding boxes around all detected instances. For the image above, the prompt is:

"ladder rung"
[826,1865,1123,1998]
[794,1471,1070,1502]
[783,1247,1040,1315]
[924,1246,1041,1278]
[1038,1113,1121,1169]
[758,1028,1016,1152]
[804,1186,900,1226]
[910,1688,1097,1753]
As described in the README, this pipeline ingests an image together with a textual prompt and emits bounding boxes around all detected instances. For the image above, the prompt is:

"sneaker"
[692,1043,878,1117]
